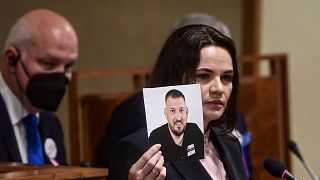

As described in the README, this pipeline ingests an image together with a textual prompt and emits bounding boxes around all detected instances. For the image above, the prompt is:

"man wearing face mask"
[0,9,78,165]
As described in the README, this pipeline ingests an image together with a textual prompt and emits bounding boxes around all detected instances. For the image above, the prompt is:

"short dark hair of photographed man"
[149,89,204,163]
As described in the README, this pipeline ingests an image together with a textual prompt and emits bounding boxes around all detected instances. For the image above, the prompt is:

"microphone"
[263,157,297,180]
[288,140,318,180]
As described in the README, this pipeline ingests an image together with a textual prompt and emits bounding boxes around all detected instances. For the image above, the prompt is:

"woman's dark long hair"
[149,24,239,135]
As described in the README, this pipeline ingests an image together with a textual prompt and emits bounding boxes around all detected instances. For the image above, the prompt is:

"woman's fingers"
[141,150,162,177]
[154,155,166,180]
[129,144,164,180]
[156,165,166,180]
[144,153,165,180]
[134,144,161,170]
[152,154,164,177]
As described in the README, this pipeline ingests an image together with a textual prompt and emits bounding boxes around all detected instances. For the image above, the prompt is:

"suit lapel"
[170,160,212,180]
[38,113,51,164]
[38,112,67,165]
[0,94,22,162]
[210,127,248,180]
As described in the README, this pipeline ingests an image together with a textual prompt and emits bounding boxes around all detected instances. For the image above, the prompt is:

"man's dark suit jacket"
[108,127,248,180]
[149,123,204,163]
[0,94,67,165]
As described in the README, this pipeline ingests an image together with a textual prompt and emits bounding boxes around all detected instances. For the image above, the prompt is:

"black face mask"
[26,73,69,111]
[17,58,69,112]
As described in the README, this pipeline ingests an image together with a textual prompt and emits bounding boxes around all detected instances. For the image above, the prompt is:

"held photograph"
[143,84,204,163]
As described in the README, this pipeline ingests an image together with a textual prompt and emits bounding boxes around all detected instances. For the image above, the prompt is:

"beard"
[172,129,184,136]
[170,122,186,136]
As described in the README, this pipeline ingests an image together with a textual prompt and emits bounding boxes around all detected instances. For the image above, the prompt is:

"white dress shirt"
[0,73,39,163]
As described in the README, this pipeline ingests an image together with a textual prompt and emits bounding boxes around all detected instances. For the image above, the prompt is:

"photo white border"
[143,84,204,137]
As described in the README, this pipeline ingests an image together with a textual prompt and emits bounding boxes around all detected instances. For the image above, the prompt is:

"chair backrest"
[238,53,290,179]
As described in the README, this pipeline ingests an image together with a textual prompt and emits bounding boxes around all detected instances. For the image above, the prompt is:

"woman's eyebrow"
[196,68,213,73]
[224,70,234,74]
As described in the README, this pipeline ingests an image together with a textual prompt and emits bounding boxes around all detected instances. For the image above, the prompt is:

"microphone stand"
[300,160,318,180]
[289,140,319,180]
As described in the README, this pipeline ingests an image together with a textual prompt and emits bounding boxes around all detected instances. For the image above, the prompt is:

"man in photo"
[149,89,204,163]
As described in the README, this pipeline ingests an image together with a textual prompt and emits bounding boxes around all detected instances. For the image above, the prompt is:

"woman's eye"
[196,73,210,80]
[222,75,233,82]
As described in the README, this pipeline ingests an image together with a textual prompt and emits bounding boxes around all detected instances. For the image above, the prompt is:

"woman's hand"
[128,144,166,180]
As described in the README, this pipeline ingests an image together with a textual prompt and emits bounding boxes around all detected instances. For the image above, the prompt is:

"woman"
[108,25,248,180]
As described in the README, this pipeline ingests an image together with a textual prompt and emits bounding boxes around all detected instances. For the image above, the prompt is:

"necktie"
[23,114,44,164]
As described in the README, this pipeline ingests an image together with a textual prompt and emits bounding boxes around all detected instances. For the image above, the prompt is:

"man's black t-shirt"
[149,122,204,163]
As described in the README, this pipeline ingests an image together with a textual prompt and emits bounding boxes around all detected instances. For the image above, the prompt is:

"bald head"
[170,13,231,38]
[4,9,78,53]
[1,9,78,113]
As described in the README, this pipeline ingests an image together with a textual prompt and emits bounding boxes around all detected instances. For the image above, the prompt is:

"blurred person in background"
[0,9,78,165]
